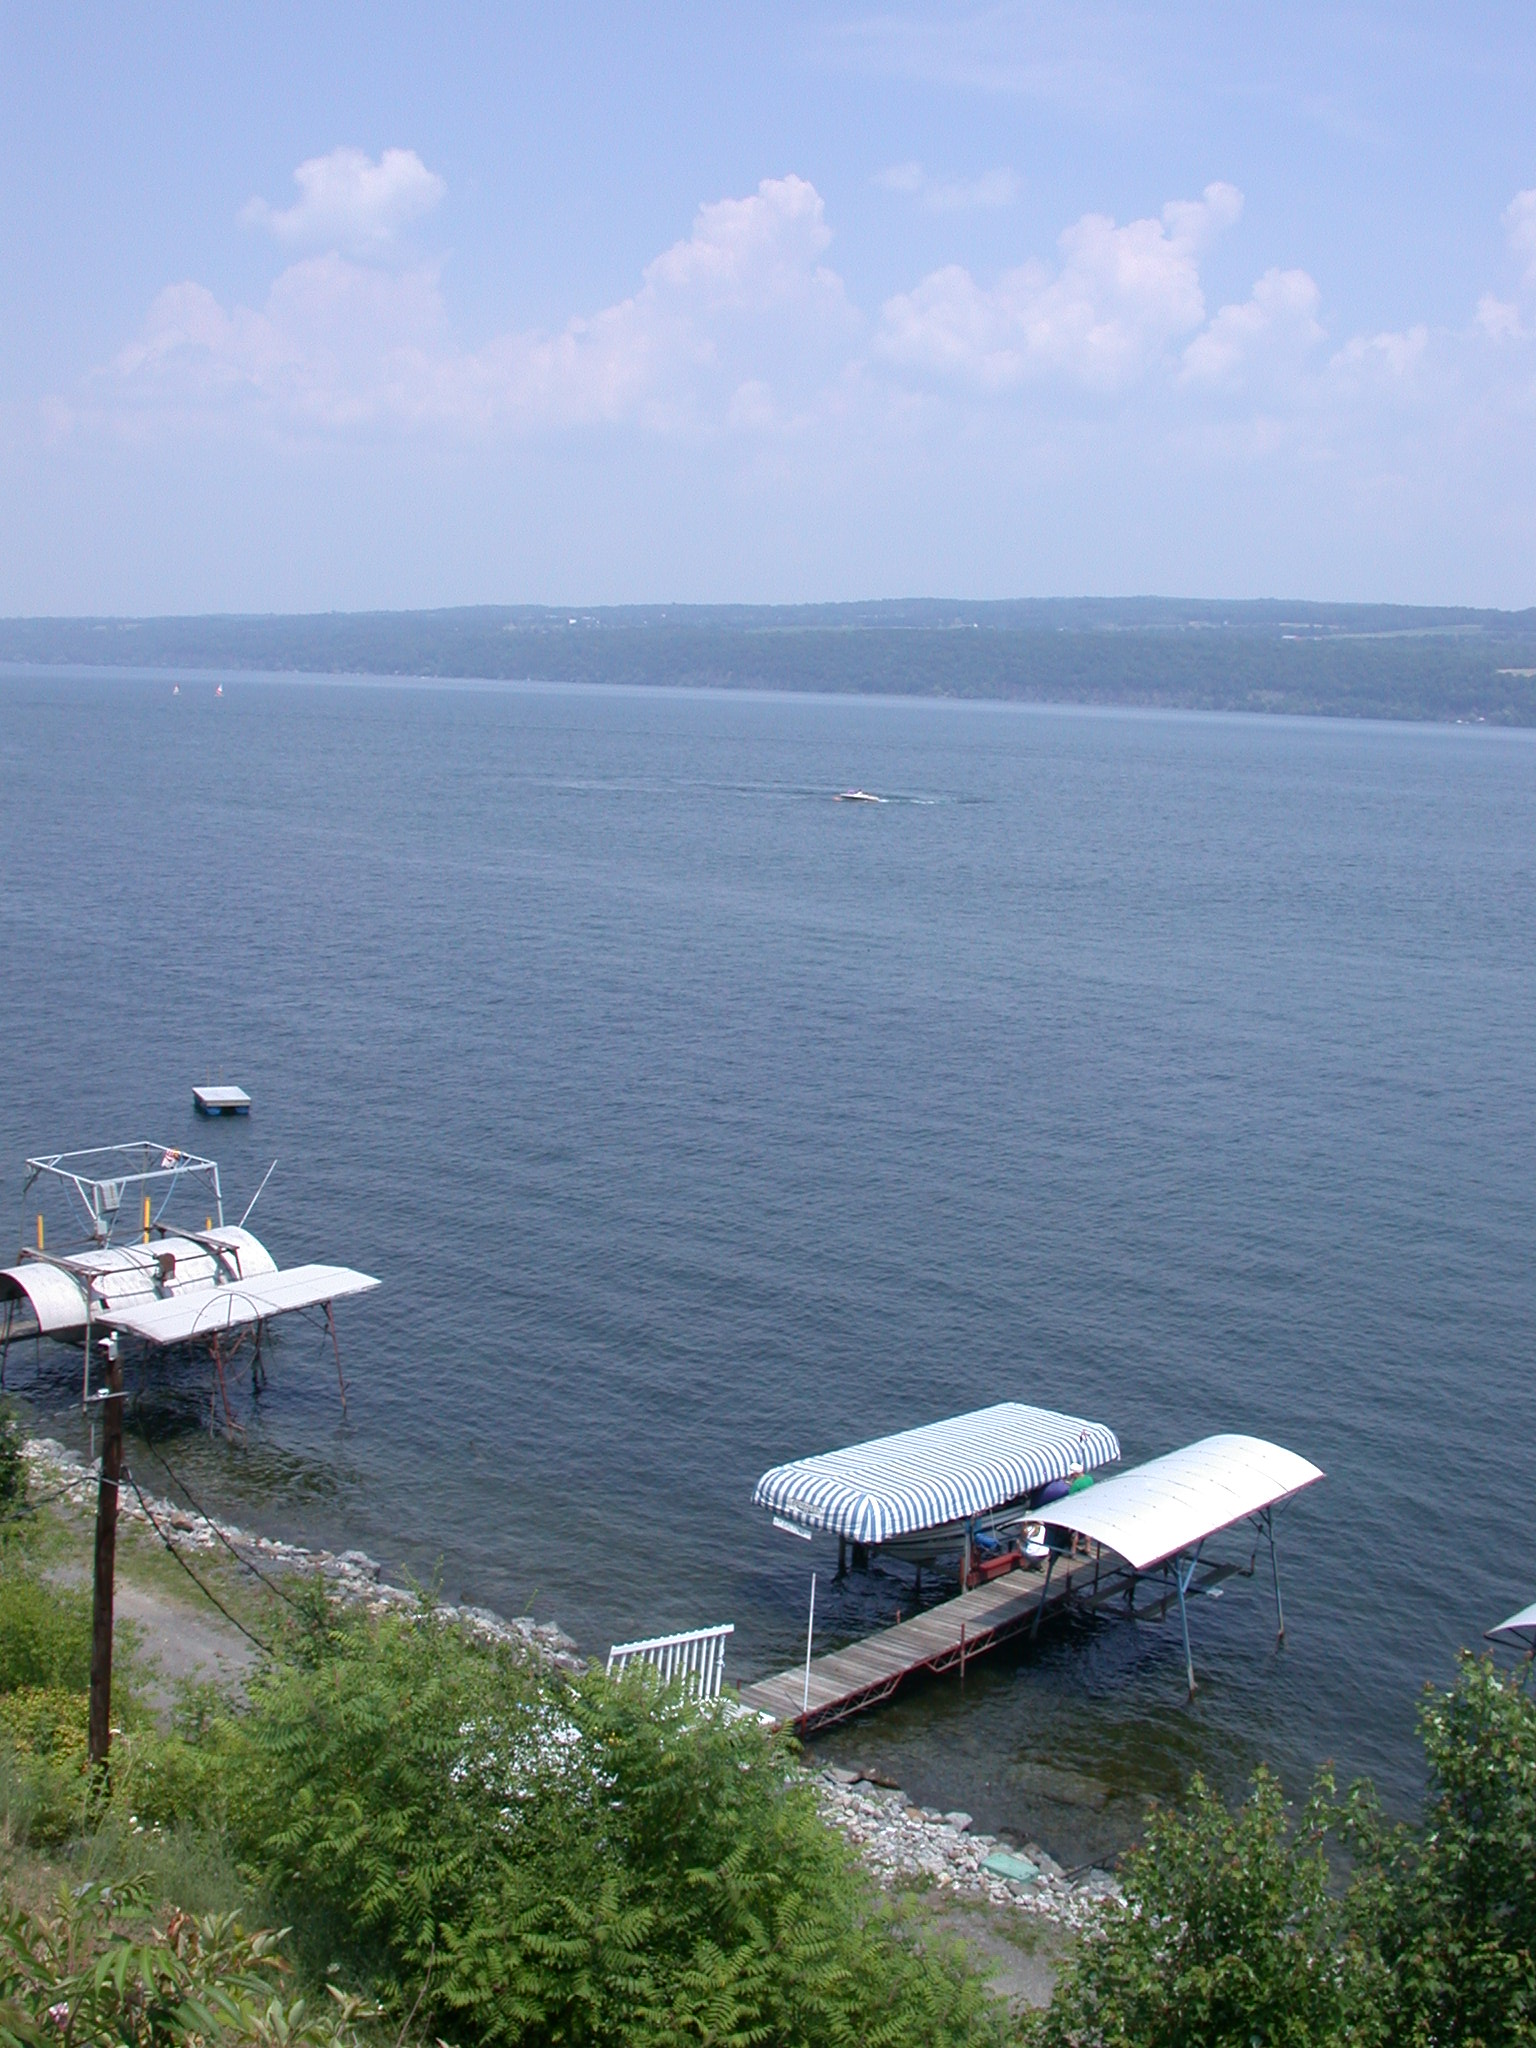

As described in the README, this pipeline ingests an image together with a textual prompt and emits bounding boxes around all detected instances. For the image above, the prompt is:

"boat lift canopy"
[0,1231,377,1347]
[753,1402,1121,1545]
[1034,1435,1323,1572]
[1487,1600,1536,1655]
[93,1263,378,1344]
[1035,1433,1324,1693]
[1,1141,378,1422]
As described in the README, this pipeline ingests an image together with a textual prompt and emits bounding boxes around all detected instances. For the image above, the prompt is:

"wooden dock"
[739,1551,1125,1732]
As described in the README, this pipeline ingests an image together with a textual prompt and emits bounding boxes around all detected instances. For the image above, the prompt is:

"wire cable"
[15,1479,87,1511]
[131,1419,307,1615]
[122,1467,277,1657]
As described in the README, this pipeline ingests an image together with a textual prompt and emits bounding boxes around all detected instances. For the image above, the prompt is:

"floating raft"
[739,1552,1118,1732]
[193,1086,251,1117]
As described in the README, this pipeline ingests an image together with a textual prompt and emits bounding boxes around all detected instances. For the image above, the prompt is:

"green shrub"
[1340,1655,1536,2048]
[218,1603,1010,2048]
[0,1876,376,2048]
[0,1573,92,1695]
[0,1687,91,1846]
[1026,1767,1386,2048]
[0,1407,27,1525]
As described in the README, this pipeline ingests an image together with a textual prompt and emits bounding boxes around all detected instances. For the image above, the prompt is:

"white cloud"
[878,182,1242,390]
[73,166,1536,541]
[103,175,853,437]
[876,161,1020,212]
[1328,324,1430,388]
[242,147,446,252]
[1181,268,1324,386]
[1477,295,1526,341]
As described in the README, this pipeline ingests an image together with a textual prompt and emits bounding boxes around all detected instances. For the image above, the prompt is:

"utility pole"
[88,1346,123,1771]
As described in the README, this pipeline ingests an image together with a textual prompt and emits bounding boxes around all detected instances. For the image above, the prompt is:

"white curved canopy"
[0,1230,375,1346]
[754,1402,1121,1544]
[1035,1433,1324,1572]
[1487,1600,1536,1651]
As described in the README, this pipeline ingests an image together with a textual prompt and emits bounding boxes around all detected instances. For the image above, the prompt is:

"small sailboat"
[215,684,224,697]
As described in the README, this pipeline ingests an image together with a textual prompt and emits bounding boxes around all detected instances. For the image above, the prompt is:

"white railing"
[606,1623,734,1701]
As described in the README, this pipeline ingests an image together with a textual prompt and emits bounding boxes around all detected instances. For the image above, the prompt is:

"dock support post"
[1265,1509,1285,1641]
[959,1620,966,1687]
[1175,1544,1204,1698]
[0,1297,12,1388]
[210,1336,237,1433]
[1031,1551,1058,1640]
[88,1353,123,1772]
[802,1572,817,1718]
[837,1536,846,1580]
[325,1303,348,1413]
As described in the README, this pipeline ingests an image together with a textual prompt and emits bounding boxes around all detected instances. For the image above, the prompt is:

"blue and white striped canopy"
[753,1403,1121,1544]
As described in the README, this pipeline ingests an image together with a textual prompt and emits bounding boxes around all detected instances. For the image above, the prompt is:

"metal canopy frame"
[4,1144,374,1436]
[1067,1501,1292,1697]
[1035,1431,1321,1698]
[23,1143,223,1248]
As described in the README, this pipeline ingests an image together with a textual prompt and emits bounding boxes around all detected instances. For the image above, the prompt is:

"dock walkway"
[740,1551,1122,1732]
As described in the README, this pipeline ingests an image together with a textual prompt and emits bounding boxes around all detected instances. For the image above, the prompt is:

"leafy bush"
[1342,1654,1536,2048]
[0,1574,92,1696]
[0,1687,92,1846]
[218,1603,1011,2048]
[0,1877,375,2048]
[0,1408,28,1526]
[1026,1766,1385,2048]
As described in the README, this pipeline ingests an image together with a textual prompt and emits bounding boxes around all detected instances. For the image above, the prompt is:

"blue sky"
[4,2,1535,611]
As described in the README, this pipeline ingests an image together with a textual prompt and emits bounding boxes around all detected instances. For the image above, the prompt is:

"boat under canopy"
[752,1401,1121,1546]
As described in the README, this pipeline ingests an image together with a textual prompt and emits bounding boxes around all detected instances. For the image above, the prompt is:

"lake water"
[2,665,1533,1863]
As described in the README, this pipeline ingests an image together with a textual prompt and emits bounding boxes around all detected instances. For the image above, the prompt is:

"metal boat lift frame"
[21,1143,224,1249]
[1,1143,375,1432]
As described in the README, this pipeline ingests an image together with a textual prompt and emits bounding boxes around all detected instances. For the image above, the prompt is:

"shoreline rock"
[20,1436,585,1673]
[807,1766,1122,1931]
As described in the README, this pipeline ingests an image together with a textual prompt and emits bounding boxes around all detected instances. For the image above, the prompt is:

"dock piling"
[802,1573,817,1716]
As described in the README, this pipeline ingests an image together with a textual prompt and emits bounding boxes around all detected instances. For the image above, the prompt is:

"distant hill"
[4,598,1536,724]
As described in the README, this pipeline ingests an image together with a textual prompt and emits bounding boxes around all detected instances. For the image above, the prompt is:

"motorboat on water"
[836,789,884,803]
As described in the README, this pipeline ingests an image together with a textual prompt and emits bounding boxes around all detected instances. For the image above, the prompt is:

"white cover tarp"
[1035,1433,1323,1571]
[753,1402,1121,1544]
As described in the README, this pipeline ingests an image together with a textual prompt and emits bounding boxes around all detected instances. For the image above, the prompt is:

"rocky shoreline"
[810,1764,1121,1930]
[21,1435,585,1672]
[23,1434,1117,1929]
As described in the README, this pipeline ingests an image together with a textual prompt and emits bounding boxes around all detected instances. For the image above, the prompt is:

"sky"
[3,2,1536,613]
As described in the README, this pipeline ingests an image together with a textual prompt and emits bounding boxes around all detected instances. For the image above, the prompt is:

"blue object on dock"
[193,1086,251,1117]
